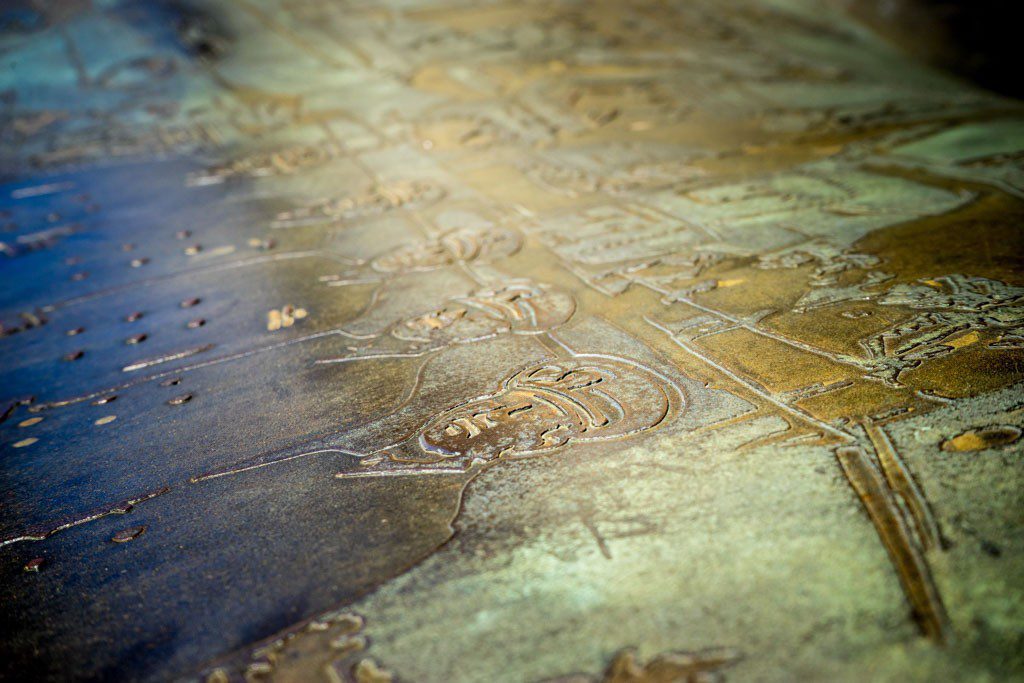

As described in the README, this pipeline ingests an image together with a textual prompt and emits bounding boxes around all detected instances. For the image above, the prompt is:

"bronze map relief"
[0,0,1022,681]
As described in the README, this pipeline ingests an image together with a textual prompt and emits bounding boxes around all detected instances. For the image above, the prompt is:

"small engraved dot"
[125,311,144,322]
[70,272,89,281]
[47,212,61,223]
[126,333,148,344]
[160,378,181,387]
[186,318,205,329]
[93,395,117,405]
[180,297,201,308]
[184,244,202,255]
[67,327,85,336]
[175,230,191,240]
[12,438,38,448]
[18,417,43,427]
[130,257,149,268]
[94,415,117,425]
[111,526,145,543]
[23,558,44,572]
[64,350,84,361]
[122,243,136,252]
[168,394,192,406]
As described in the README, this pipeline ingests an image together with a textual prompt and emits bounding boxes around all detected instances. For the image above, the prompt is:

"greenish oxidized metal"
[0,1,1022,681]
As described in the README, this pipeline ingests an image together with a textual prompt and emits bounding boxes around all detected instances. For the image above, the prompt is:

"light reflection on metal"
[0,0,1022,680]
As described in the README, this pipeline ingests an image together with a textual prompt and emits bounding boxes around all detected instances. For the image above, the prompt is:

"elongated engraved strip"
[122,344,215,372]
[835,447,949,642]
[862,421,941,552]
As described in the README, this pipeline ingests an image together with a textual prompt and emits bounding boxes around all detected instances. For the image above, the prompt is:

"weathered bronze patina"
[1,0,1022,681]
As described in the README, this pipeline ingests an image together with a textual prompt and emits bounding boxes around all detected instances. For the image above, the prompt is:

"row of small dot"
[62,298,204,361]
[9,384,193,449]
[66,229,195,280]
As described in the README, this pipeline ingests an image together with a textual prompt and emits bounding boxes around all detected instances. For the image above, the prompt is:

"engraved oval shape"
[111,526,146,543]
[942,425,1022,452]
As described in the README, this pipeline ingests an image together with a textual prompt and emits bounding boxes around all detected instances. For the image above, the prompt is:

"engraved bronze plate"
[1,1,1022,681]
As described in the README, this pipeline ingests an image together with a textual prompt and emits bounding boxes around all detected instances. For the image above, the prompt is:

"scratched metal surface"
[1,1,1022,681]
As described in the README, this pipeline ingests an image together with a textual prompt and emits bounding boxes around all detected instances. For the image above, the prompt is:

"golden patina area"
[0,0,1022,681]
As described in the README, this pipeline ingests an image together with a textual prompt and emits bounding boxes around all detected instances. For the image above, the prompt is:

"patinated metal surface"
[1,1,1022,681]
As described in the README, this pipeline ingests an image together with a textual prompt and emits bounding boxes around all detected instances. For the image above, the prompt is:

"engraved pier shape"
[413,357,678,464]
[193,353,684,482]
[318,280,576,363]
[540,646,741,683]
[272,180,446,228]
[319,226,523,287]
[198,610,391,683]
